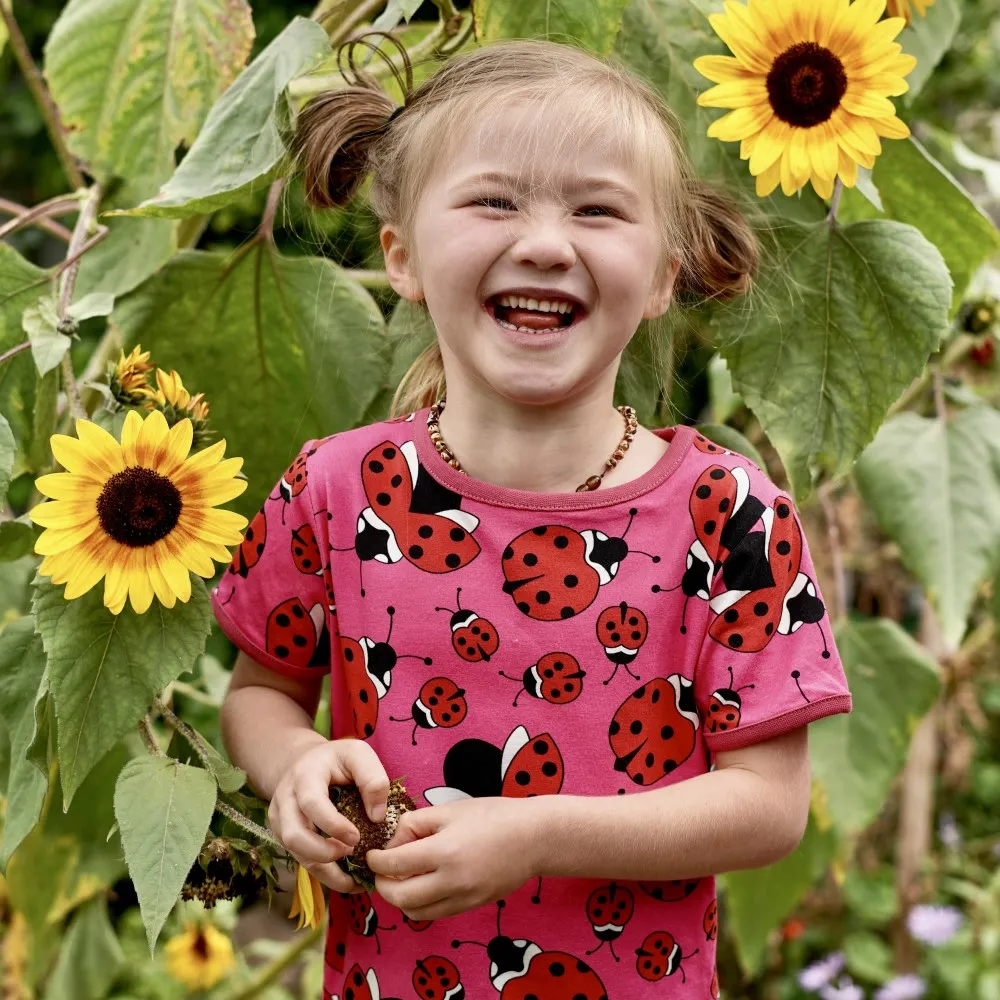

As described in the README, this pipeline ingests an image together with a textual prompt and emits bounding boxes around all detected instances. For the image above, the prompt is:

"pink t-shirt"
[211,409,852,1000]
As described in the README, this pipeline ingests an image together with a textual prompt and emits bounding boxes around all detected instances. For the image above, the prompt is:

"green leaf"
[0,515,42,562]
[0,411,15,508]
[711,219,951,500]
[473,0,630,55]
[31,573,212,810]
[694,423,764,468]
[42,896,126,1000]
[0,618,49,868]
[44,0,255,184]
[22,295,71,377]
[113,247,390,520]
[167,726,246,794]
[0,244,48,353]
[721,814,837,976]
[114,755,217,953]
[844,930,894,984]
[66,292,115,322]
[113,18,332,219]
[810,617,940,836]
[842,866,899,926]
[898,0,962,104]
[707,353,741,424]
[0,2,10,59]
[855,409,1000,649]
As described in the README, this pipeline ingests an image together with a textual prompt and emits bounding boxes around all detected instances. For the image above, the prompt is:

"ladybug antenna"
[791,669,810,703]
[630,548,661,563]
[531,875,542,903]
[396,653,434,664]
[330,545,365,597]
[737,682,756,694]
[455,586,463,610]
[651,580,683,593]
[451,938,487,951]
[620,506,639,539]
[726,665,735,687]
[384,605,395,642]
[817,620,831,659]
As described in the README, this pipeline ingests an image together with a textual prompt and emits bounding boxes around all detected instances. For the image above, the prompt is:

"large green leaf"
[710,218,951,500]
[473,0,630,55]
[31,573,212,809]
[810,617,941,836]
[114,754,217,952]
[0,411,15,508]
[44,0,254,184]
[839,138,1000,314]
[115,17,332,219]
[0,617,49,869]
[854,409,1000,649]
[42,896,126,1000]
[898,0,962,103]
[0,243,48,352]
[721,814,837,976]
[113,246,390,519]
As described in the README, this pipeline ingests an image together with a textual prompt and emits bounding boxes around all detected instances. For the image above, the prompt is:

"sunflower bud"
[181,836,275,908]
[960,297,998,335]
[146,368,215,451]
[106,345,157,407]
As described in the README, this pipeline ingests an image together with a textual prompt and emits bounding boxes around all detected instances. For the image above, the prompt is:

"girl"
[215,31,852,1000]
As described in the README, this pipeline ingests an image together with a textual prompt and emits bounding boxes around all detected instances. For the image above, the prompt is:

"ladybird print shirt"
[211,409,852,1000]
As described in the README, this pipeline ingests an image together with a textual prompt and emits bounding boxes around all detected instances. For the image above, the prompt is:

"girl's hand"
[268,737,390,894]
[365,797,539,919]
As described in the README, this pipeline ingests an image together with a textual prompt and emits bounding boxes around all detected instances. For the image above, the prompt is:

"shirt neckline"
[412,406,695,510]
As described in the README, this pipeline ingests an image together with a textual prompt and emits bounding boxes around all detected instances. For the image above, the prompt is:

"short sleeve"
[210,439,333,680]
[693,459,852,752]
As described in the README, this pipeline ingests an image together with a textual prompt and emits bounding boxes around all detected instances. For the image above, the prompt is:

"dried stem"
[326,0,387,47]
[932,370,947,422]
[888,334,977,417]
[258,179,286,243]
[151,696,217,772]
[139,715,166,757]
[214,799,284,851]
[0,341,32,367]
[817,480,847,621]
[0,5,85,190]
[0,195,78,242]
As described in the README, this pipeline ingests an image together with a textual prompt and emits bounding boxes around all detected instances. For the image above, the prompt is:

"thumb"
[383,806,438,850]
[337,740,390,823]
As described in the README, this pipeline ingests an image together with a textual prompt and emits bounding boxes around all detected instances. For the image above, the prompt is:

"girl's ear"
[643,255,681,319]
[381,223,425,304]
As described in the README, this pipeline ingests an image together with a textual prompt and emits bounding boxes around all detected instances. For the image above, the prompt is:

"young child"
[215,32,852,1000]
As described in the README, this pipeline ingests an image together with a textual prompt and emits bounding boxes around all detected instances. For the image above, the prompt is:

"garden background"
[1,0,1000,997]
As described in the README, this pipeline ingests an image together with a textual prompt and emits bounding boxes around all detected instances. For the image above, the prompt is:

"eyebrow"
[458,171,640,206]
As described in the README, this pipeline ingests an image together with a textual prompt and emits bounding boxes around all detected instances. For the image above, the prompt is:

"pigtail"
[390,335,447,417]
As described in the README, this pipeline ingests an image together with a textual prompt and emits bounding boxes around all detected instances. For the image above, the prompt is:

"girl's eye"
[474,198,618,218]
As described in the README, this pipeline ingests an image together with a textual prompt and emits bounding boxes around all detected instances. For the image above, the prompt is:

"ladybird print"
[347,892,396,954]
[217,505,268,605]
[635,930,699,983]
[424,725,564,804]
[585,882,634,962]
[502,508,660,622]
[609,676,700,786]
[411,955,464,1000]
[338,440,481,593]
[326,892,352,972]
[705,666,755,733]
[389,677,467,746]
[452,899,607,1000]
[596,602,648,684]
[403,914,433,932]
[332,964,401,1000]
[703,898,718,942]
[265,597,328,669]
[341,606,433,739]
[691,432,730,457]
[291,523,323,575]
[269,446,317,525]
[434,587,499,662]
[498,652,586,707]
[638,878,702,903]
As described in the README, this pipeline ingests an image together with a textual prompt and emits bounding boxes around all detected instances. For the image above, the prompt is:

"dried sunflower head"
[181,836,277,907]
[330,777,416,891]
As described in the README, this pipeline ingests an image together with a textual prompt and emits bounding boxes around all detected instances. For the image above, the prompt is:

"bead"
[613,449,625,461]
[584,475,602,490]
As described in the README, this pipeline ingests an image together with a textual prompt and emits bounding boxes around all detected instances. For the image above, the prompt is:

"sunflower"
[693,0,917,199]
[886,0,934,20]
[288,864,326,930]
[108,345,156,406]
[164,920,236,991]
[29,409,248,615]
[148,368,213,447]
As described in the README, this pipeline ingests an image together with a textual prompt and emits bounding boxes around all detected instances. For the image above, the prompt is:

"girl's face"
[381,103,679,409]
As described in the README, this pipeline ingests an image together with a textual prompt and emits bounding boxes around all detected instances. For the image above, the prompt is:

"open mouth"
[485,296,586,331]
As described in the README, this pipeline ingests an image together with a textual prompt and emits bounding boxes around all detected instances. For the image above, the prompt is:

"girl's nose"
[509,221,577,271]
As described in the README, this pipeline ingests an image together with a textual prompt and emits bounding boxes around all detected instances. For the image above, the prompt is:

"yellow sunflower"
[110,345,156,405]
[29,409,248,615]
[288,863,326,930]
[694,0,916,199]
[164,920,236,991]
[886,0,934,20]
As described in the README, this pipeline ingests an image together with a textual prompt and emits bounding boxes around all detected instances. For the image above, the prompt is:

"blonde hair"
[291,31,759,417]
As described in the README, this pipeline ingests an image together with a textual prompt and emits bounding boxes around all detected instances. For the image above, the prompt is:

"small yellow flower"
[886,0,934,20]
[188,391,211,423]
[164,920,236,991]
[288,864,326,930]
[152,368,193,410]
[112,345,157,404]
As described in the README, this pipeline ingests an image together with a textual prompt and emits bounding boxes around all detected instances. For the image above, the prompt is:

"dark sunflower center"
[766,41,847,128]
[193,928,210,960]
[96,467,182,547]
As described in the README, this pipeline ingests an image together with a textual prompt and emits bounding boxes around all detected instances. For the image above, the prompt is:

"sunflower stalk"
[213,799,284,852]
[151,695,219,772]
[0,192,82,242]
[220,923,324,1000]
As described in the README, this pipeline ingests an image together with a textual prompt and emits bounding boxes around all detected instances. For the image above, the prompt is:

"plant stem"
[326,0,386,47]
[151,696,217,772]
[0,195,78,242]
[0,5,86,191]
[258,179,285,243]
[214,799,284,851]
[345,268,391,289]
[817,480,847,621]
[139,714,166,757]
[0,341,32,367]
[888,333,977,417]
[222,923,325,1000]
[826,178,843,223]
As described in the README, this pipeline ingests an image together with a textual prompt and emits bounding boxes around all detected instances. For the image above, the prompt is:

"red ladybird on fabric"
[340,606,433,739]
[501,508,659,622]
[217,506,267,605]
[269,445,318,525]
[705,666,755,733]
[389,677,467,746]
[584,882,635,962]
[291,523,323,575]
[498,652,586,707]
[331,964,401,1000]
[411,955,465,1000]
[325,892,351,971]
[403,914,433,932]
[336,440,480,594]
[424,725,564,804]
[609,676,700,785]
[452,899,607,1000]
[638,878,702,902]
[434,587,499,662]
[265,597,328,670]
[635,930,699,983]
[691,432,731,457]
[596,602,648,684]
[704,898,719,941]
[347,892,396,954]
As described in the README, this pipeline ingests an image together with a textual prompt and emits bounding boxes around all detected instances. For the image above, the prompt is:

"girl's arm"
[528,727,811,881]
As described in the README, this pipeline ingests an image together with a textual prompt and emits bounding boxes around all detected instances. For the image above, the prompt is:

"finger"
[305,859,363,894]
[297,774,362,846]
[366,838,438,878]
[282,801,356,864]
[334,740,391,823]
[375,871,450,914]
[381,806,440,851]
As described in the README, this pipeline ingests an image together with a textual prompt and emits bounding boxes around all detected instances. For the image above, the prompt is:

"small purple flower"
[820,976,865,1000]
[938,812,962,851]
[798,953,846,992]
[875,975,927,1000]
[907,904,964,945]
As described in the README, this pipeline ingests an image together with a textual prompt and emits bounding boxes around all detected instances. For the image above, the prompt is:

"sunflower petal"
[147,558,177,609]
[120,409,143,465]
[34,520,101,555]
[871,114,910,139]
[841,89,898,119]
[707,104,773,142]
[29,499,97,529]
[127,557,154,614]
[697,80,770,108]
[755,158,783,197]
[62,551,108,601]
[708,11,774,73]
[133,409,171,471]
[34,472,100,502]
[838,146,860,186]
[693,54,759,83]
[164,419,194,475]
